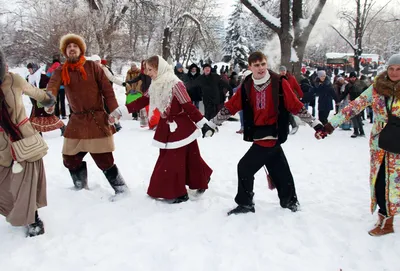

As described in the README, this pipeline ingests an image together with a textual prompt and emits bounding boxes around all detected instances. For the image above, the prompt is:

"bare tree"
[330,0,392,73]
[241,0,327,77]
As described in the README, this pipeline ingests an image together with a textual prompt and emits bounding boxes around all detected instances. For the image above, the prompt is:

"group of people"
[0,33,399,240]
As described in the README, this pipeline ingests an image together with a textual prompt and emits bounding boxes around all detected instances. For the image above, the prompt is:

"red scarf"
[61,55,87,85]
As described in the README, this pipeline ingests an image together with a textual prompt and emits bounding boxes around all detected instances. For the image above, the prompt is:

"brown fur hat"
[0,47,5,83]
[59,33,86,56]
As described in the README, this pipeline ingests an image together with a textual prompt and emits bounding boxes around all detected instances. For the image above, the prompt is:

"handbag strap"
[384,96,395,117]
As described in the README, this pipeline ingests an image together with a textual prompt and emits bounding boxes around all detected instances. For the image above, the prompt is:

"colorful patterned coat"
[329,83,400,216]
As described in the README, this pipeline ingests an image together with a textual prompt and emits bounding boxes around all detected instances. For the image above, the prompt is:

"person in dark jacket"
[340,72,368,137]
[174,63,189,84]
[126,60,152,94]
[311,70,339,125]
[187,63,232,120]
[187,64,202,108]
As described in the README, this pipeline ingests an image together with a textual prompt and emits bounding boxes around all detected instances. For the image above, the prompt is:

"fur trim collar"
[60,33,86,56]
[374,71,400,99]
[0,48,5,83]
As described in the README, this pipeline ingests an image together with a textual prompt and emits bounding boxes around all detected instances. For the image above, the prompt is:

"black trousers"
[235,143,298,208]
[351,114,364,135]
[318,110,330,125]
[375,160,387,216]
[204,102,218,120]
[55,89,66,117]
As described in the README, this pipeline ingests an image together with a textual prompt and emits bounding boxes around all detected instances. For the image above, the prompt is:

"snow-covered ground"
[1,81,400,271]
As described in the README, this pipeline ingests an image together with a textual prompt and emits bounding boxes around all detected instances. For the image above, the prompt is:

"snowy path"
[1,86,399,270]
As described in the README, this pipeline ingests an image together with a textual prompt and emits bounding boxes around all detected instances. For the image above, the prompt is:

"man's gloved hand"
[109,108,122,125]
[122,82,127,87]
[201,121,217,138]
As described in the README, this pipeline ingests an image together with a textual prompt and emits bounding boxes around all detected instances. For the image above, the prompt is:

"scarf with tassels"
[61,55,87,85]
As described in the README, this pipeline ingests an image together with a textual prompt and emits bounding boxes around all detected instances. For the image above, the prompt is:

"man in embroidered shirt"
[203,51,327,215]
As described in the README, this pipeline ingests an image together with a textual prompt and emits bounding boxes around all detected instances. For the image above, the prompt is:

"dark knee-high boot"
[27,211,45,237]
[69,162,88,190]
[103,164,128,194]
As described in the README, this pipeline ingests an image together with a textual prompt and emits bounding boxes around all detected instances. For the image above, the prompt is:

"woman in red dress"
[126,56,213,203]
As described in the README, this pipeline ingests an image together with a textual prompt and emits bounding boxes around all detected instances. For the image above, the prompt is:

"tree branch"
[300,0,327,41]
[330,25,357,50]
[240,0,281,33]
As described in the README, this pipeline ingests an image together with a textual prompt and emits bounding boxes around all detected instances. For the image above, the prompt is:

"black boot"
[114,122,122,132]
[60,126,65,136]
[103,164,128,195]
[172,193,189,204]
[69,162,88,190]
[227,205,255,216]
[285,199,300,212]
[351,129,359,138]
[197,177,211,194]
[27,211,45,237]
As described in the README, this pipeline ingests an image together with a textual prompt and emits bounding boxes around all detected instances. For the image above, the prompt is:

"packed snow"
[1,75,399,271]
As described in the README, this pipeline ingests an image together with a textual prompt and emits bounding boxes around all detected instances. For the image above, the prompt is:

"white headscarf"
[147,56,181,118]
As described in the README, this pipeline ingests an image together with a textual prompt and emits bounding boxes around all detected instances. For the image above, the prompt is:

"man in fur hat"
[46,33,128,198]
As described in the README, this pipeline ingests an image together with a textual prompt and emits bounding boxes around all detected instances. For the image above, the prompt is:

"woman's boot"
[368,213,394,236]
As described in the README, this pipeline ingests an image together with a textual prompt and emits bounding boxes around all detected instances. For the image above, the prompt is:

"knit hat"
[387,53,400,66]
[175,62,183,69]
[27,63,34,69]
[317,70,326,78]
[279,65,287,72]
[349,71,357,78]
[91,54,101,62]
[59,33,86,56]
[0,48,5,83]
[203,63,211,69]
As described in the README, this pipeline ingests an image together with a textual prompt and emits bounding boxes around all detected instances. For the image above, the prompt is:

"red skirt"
[148,140,212,199]
[30,116,64,132]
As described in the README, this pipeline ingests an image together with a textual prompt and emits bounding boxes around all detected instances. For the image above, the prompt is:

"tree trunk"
[279,33,293,70]
[162,27,171,60]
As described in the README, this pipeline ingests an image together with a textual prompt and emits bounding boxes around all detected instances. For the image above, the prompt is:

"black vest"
[241,70,290,144]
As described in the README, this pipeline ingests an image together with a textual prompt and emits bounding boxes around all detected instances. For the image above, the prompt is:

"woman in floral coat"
[321,54,400,236]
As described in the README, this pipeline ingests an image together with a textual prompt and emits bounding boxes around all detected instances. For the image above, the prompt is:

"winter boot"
[351,130,359,138]
[114,122,122,132]
[171,193,189,204]
[69,162,88,190]
[27,211,45,237]
[286,199,300,212]
[227,205,255,216]
[60,126,65,136]
[368,213,394,236]
[103,164,128,195]
[197,177,211,194]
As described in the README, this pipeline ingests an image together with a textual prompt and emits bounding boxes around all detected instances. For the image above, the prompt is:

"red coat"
[286,72,303,98]
[126,82,206,149]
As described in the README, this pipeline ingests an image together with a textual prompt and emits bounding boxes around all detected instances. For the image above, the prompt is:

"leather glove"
[109,108,122,125]
[122,82,127,87]
[202,123,215,138]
